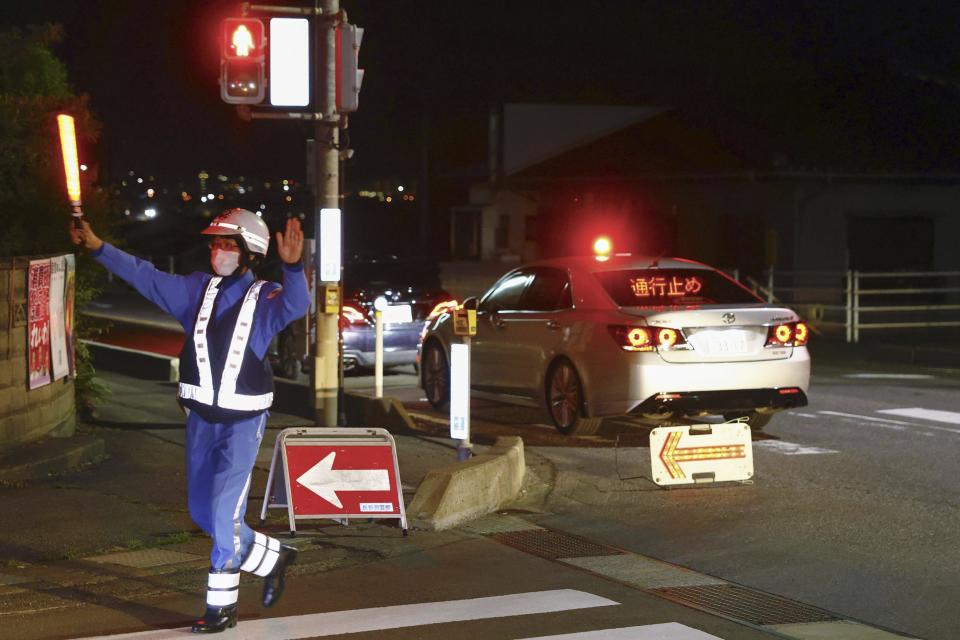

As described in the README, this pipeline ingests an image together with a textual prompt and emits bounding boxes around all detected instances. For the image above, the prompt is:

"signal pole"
[313,0,340,427]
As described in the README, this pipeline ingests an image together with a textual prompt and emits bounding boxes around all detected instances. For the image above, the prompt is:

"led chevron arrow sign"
[650,424,754,486]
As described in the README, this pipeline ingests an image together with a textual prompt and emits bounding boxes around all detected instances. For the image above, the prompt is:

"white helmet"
[201,208,270,256]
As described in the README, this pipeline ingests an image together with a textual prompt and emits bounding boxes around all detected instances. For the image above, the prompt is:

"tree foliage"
[0,24,116,411]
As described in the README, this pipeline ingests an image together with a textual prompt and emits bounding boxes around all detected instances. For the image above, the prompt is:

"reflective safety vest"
[178,277,274,422]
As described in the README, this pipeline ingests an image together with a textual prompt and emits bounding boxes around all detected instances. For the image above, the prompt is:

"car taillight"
[426,299,458,322]
[608,325,687,352]
[765,321,809,347]
[339,305,367,331]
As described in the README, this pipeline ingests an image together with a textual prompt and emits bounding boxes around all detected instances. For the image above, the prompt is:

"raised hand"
[69,220,104,252]
[276,217,304,265]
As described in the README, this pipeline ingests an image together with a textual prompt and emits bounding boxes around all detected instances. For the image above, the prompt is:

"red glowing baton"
[56,114,83,227]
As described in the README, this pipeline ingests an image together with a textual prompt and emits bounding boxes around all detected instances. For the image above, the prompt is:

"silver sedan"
[419,255,811,434]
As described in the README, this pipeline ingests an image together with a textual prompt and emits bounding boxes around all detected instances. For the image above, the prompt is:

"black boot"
[191,605,237,633]
[262,544,298,608]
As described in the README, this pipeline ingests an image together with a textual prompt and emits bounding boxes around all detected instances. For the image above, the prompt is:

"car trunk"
[620,306,797,363]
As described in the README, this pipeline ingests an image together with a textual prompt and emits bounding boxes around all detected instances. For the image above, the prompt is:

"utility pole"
[313,0,340,427]
[221,2,363,427]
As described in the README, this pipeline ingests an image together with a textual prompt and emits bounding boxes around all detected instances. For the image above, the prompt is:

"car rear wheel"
[422,342,450,410]
[547,361,601,436]
[723,411,774,431]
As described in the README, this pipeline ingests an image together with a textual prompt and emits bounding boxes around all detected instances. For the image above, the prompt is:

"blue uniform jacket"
[92,242,310,369]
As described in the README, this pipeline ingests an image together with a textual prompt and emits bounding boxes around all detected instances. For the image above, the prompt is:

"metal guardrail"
[738,269,960,343]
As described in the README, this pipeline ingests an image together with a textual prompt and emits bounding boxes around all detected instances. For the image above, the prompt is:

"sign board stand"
[649,422,754,487]
[261,427,408,535]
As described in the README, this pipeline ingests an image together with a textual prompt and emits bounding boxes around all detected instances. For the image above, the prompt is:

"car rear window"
[594,268,761,306]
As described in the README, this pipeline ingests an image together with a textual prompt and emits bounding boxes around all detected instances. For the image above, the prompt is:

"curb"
[407,436,526,531]
[0,433,106,484]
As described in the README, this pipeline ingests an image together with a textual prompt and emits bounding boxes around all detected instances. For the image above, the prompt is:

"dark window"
[495,214,510,249]
[525,215,537,242]
[452,209,481,260]
[480,272,531,311]
[521,269,572,311]
[594,268,761,306]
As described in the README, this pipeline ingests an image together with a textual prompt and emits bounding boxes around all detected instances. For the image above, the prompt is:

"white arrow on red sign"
[295,451,390,509]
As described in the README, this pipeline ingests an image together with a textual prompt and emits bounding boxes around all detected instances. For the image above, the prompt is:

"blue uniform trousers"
[185,410,267,570]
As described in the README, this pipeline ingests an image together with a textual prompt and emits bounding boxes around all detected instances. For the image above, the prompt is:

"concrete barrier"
[407,436,526,531]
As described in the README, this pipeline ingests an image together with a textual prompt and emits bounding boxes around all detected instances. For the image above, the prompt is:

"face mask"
[211,248,241,276]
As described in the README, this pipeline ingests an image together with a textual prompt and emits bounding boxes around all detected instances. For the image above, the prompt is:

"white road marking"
[878,407,960,426]
[819,410,960,436]
[72,589,618,640]
[754,440,838,455]
[818,411,907,430]
[793,413,819,418]
[516,622,722,639]
[843,373,934,380]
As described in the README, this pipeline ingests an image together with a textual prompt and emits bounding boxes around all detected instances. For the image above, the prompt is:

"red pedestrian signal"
[220,18,266,105]
[222,18,264,60]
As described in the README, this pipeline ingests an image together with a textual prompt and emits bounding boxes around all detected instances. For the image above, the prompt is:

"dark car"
[270,258,455,378]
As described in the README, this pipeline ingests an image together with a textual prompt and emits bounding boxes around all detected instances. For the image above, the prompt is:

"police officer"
[71,209,310,633]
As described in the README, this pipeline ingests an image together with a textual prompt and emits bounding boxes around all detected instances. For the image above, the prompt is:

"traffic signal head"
[336,23,364,113]
[220,18,266,105]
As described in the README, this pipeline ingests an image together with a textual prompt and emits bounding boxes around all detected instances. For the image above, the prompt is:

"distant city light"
[283,185,290,192]
[207,193,214,199]
[79,164,88,172]
[255,211,262,217]
[397,185,404,192]
[146,188,155,198]
[144,208,157,219]
[285,195,292,202]
[282,179,289,185]
[385,196,393,203]
[260,204,266,210]
[238,187,246,194]
[137,177,144,184]
[201,196,207,202]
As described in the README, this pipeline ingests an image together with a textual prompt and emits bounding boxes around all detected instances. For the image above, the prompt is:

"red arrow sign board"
[285,443,401,517]
[649,423,754,486]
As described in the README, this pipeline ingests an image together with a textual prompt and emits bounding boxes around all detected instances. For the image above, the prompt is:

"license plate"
[692,329,750,355]
[706,337,748,354]
[382,304,412,324]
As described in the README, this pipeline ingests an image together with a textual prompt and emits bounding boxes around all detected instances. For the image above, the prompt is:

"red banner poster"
[28,259,52,389]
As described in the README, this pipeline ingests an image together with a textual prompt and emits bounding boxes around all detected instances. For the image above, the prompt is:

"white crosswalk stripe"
[72,590,618,640]
[515,622,722,639]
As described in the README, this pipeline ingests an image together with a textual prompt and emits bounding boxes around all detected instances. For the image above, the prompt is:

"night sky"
[3,1,960,184]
